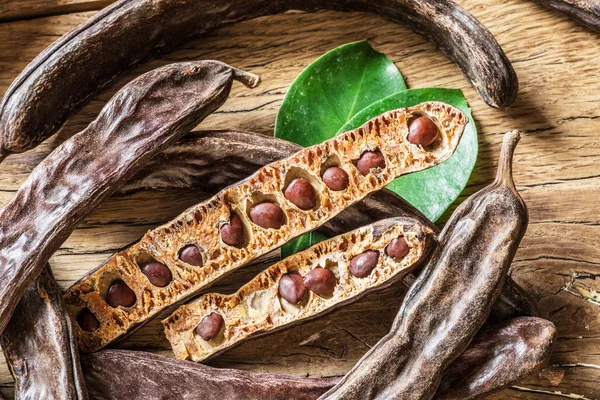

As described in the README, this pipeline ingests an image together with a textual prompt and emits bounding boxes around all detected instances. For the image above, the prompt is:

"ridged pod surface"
[320,131,528,400]
[164,217,435,361]
[64,101,468,352]
[533,0,600,31]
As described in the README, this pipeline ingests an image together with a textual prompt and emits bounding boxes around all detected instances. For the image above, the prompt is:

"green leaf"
[339,88,477,221]
[281,231,330,259]
[274,40,406,146]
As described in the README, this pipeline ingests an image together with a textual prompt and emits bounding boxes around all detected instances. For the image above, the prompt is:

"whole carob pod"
[64,102,468,352]
[0,61,259,335]
[163,217,435,361]
[320,131,528,399]
[0,0,516,163]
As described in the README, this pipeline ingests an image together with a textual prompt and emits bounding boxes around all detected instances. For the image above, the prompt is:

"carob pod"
[64,102,468,352]
[1,265,88,400]
[533,0,600,31]
[320,130,528,400]
[0,61,259,335]
[0,0,516,162]
[435,317,557,400]
[163,217,435,362]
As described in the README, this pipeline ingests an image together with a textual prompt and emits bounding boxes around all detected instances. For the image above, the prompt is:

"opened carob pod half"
[64,102,468,352]
[163,216,434,361]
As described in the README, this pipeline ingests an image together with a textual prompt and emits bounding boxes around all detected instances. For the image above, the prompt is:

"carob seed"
[179,244,203,267]
[349,251,380,278]
[303,268,337,296]
[249,202,285,229]
[408,117,439,146]
[107,280,136,308]
[78,309,100,332]
[322,166,350,191]
[141,261,173,287]
[356,151,386,176]
[196,313,224,341]
[284,178,317,210]
[385,237,410,258]
[278,272,307,304]
[220,213,245,246]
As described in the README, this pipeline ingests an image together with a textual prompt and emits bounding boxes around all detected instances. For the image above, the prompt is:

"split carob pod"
[320,130,528,400]
[0,0,516,163]
[64,101,468,352]
[0,61,259,335]
[435,317,557,400]
[533,0,600,32]
[163,217,435,362]
[1,265,88,400]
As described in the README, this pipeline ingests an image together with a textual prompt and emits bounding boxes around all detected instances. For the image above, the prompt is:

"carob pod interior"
[320,130,528,400]
[164,217,435,362]
[64,102,468,352]
[434,316,557,400]
[0,0,516,162]
[0,61,259,335]
[533,0,600,31]
[1,265,88,400]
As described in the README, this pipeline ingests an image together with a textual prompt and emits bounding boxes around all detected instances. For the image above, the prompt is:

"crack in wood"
[512,386,596,399]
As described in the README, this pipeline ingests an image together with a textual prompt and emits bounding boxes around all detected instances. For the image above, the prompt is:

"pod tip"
[232,68,261,89]
[495,130,521,187]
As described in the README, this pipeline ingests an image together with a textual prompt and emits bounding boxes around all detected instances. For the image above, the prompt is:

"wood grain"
[1,1,600,398]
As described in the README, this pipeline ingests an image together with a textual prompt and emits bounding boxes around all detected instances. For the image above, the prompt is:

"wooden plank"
[1,1,600,398]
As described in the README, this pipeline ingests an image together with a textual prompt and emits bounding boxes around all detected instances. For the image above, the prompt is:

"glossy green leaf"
[274,40,406,146]
[281,231,330,259]
[339,88,477,221]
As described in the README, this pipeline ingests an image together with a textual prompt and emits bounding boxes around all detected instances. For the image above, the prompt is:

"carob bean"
[349,251,380,278]
[321,131,528,399]
[164,217,435,362]
[78,310,101,333]
[304,268,337,296]
[532,0,600,32]
[1,265,89,400]
[220,213,245,246]
[141,261,173,287]
[67,102,467,353]
[356,150,386,176]
[0,61,258,335]
[408,116,439,146]
[196,313,224,341]
[179,244,203,267]
[321,167,350,191]
[434,317,556,400]
[278,272,308,304]
[0,0,517,163]
[385,236,410,258]
[285,178,317,210]
[106,280,136,308]
[250,202,286,229]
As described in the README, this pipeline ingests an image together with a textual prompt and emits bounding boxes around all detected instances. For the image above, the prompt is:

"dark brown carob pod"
[320,130,528,400]
[0,61,259,335]
[0,0,516,163]
[435,317,556,400]
[0,265,88,400]
[533,0,600,31]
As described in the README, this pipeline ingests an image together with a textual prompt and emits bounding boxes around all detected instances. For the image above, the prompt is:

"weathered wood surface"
[0,0,599,398]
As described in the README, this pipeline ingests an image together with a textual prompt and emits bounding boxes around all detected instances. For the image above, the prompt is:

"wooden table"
[1,1,599,398]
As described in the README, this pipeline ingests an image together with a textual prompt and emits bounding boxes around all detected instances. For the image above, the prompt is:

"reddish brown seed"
[284,178,317,210]
[141,261,172,287]
[278,272,307,304]
[249,202,285,229]
[78,309,100,332]
[220,213,245,246]
[106,280,136,308]
[386,237,410,258]
[408,117,439,146]
[179,244,203,267]
[304,268,337,296]
[349,251,380,278]
[356,151,386,176]
[195,312,224,341]
[322,166,349,191]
